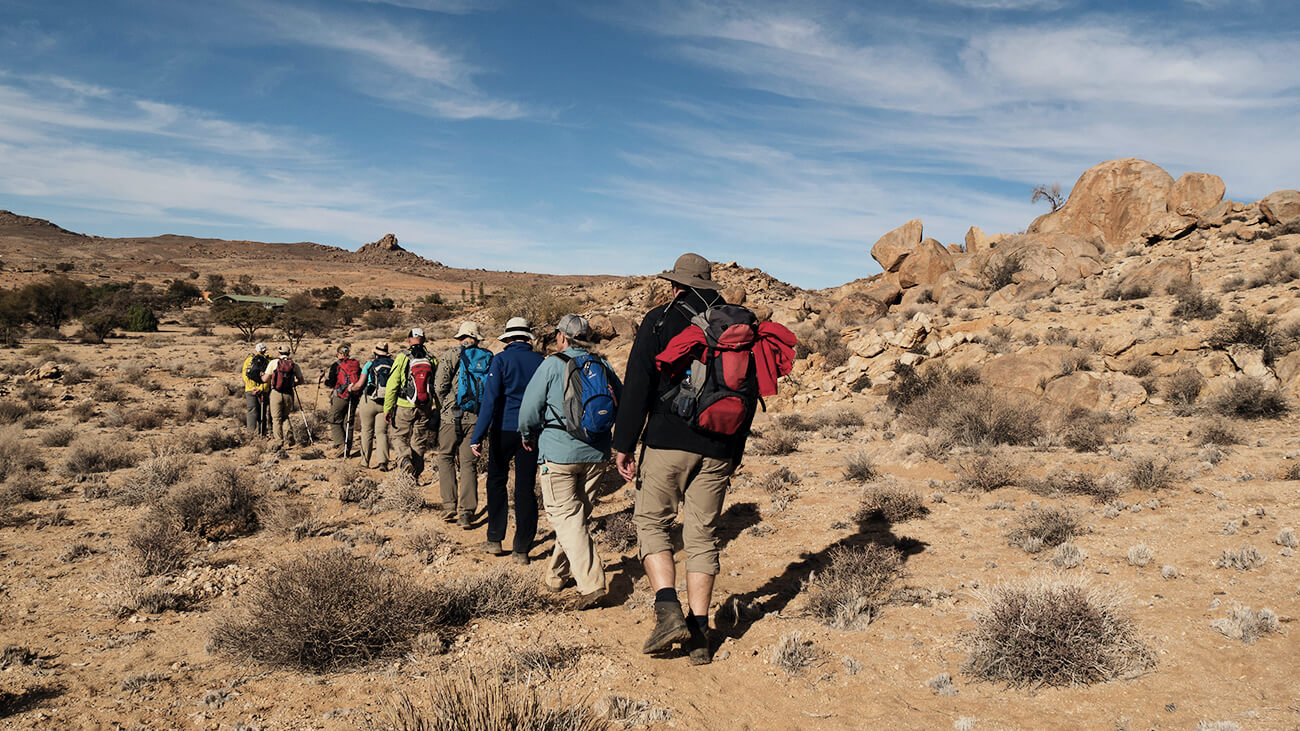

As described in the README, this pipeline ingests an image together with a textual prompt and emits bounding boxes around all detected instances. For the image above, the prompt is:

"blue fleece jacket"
[470,341,544,444]
[517,347,622,464]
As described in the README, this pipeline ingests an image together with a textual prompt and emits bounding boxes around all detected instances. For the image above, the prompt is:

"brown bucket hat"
[658,253,718,290]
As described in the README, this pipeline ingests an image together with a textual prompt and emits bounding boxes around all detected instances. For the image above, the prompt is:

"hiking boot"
[574,588,607,611]
[641,601,690,654]
[458,513,472,529]
[545,577,573,594]
[686,621,712,665]
[481,540,504,556]
[443,510,458,523]
[510,551,530,566]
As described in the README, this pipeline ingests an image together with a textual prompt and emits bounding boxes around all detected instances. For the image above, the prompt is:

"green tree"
[165,280,203,306]
[125,304,160,332]
[80,307,126,344]
[216,303,274,342]
[22,276,93,328]
[334,296,365,326]
[206,274,227,295]
[0,289,28,346]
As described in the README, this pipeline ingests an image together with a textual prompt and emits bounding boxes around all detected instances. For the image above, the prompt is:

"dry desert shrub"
[378,470,425,513]
[1169,284,1222,321]
[1163,368,1204,409]
[116,455,190,506]
[1060,409,1125,453]
[1209,310,1292,364]
[775,412,812,431]
[1276,528,1298,548]
[93,381,127,403]
[59,436,137,477]
[1210,377,1289,419]
[0,470,45,504]
[905,384,1042,448]
[803,544,905,629]
[211,550,443,671]
[1214,546,1266,571]
[1210,605,1280,644]
[0,426,44,480]
[336,464,380,505]
[843,452,877,483]
[0,400,30,423]
[1058,350,1093,376]
[953,451,1020,492]
[809,406,865,433]
[597,695,673,727]
[593,509,636,552]
[752,428,800,456]
[1126,456,1176,491]
[501,641,584,683]
[1280,463,1300,481]
[378,670,610,731]
[1008,505,1083,554]
[771,632,820,677]
[160,463,261,540]
[1195,421,1240,446]
[125,518,193,576]
[1025,469,1120,504]
[190,426,244,454]
[404,528,451,564]
[963,577,1154,687]
[857,482,928,523]
[887,362,981,411]
[437,566,545,625]
[39,426,77,448]
[258,497,322,541]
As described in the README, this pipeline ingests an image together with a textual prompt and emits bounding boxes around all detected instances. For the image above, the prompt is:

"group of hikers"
[236,254,796,665]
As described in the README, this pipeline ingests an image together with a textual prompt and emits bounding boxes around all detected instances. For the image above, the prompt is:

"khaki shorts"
[633,447,733,576]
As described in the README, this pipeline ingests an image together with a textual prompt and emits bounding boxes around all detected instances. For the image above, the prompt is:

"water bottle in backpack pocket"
[402,350,435,405]
[661,304,760,436]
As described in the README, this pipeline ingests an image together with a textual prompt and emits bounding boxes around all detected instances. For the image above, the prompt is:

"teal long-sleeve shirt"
[517,347,622,464]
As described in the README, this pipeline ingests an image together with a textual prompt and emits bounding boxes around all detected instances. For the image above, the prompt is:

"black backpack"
[246,354,268,384]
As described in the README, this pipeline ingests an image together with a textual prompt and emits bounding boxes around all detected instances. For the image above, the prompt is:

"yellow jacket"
[241,354,270,394]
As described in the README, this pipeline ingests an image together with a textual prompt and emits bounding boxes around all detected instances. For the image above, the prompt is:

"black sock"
[655,588,679,604]
[686,613,708,631]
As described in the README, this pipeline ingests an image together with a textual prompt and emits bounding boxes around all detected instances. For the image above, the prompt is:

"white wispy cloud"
[936,0,1068,10]
[355,0,502,13]
[252,1,528,119]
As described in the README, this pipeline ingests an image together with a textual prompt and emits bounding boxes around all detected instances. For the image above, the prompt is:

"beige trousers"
[633,447,733,576]
[436,412,478,515]
[391,404,435,478]
[357,398,388,469]
[539,460,607,595]
[269,390,296,447]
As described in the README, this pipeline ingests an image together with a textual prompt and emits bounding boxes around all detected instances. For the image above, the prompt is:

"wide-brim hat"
[456,321,483,340]
[373,342,390,355]
[658,252,718,290]
[277,346,291,355]
[499,316,534,342]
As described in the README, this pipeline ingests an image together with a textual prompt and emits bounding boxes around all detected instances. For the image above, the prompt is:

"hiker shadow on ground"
[713,512,928,643]
[604,501,762,608]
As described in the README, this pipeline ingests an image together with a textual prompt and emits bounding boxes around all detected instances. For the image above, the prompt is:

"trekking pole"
[293,385,314,446]
[344,397,356,459]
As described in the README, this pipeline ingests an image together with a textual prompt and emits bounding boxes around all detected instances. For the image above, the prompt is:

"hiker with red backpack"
[469,317,545,564]
[321,344,363,458]
[517,314,622,610]
[434,322,491,528]
[383,328,439,479]
[261,344,305,449]
[613,253,795,666]
[357,342,394,470]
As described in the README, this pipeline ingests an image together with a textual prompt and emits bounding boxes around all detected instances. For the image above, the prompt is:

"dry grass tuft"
[1050,542,1086,569]
[59,436,136,477]
[377,669,610,731]
[125,519,193,576]
[436,567,546,626]
[117,455,190,506]
[1210,377,1289,419]
[905,384,1042,448]
[1026,470,1120,504]
[752,428,801,456]
[803,544,905,630]
[771,632,820,677]
[1126,457,1176,491]
[1214,546,1266,571]
[160,463,261,540]
[1210,605,1280,644]
[1126,544,1153,567]
[843,452,877,483]
[963,577,1154,687]
[1008,505,1083,554]
[377,470,425,513]
[258,497,323,541]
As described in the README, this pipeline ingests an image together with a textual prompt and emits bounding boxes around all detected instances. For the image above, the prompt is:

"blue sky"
[1,0,1297,288]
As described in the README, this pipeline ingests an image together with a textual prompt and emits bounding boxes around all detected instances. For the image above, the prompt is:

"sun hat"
[498,316,534,342]
[657,253,718,290]
[556,314,592,343]
[254,342,267,353]
[455,321,483,341]
[408,327,425,339]
[278,345,290,355]
[373,342,390,355]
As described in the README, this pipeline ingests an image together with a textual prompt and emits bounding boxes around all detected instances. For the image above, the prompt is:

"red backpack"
[270,358,297,393]
[401,348,435,406]
[663,305,760,435]
[331,358,361,397]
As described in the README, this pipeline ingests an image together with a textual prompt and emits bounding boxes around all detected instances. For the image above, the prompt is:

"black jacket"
[612,288,748,462]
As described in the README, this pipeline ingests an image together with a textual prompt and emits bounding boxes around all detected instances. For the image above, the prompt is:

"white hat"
[408,327,425,339]
[254,342,267,353]
[498,316,534,342]
[455,321,483,340]
[278,345,291,355]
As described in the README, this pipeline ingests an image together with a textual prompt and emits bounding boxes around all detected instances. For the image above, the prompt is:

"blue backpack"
[456,347,492,413]
[365,356,394,401]
[550,353,617,443]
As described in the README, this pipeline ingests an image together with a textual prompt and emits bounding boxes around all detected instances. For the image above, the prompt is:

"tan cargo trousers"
[357,398,388,469]
[436,412,478,516]
[391,404,436,478]
[633,447,733,576]
[539,460,607,595]
[269,390,296,448]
